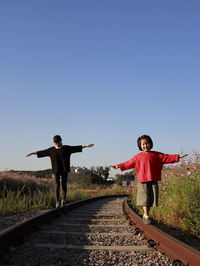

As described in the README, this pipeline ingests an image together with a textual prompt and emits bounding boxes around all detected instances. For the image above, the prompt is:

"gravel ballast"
[0,198,172,265]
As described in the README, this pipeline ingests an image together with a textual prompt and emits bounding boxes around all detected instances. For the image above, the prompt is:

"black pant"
[52,173,68,202]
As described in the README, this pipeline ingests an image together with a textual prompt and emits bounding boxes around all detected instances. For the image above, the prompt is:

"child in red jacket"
[111,135,187,224]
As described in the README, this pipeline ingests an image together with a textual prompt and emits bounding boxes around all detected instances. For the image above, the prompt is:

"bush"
[0,172,127,216]
[129,152,200,237]
[0,172,51,197]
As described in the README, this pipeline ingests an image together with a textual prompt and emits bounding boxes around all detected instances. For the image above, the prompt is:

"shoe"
[56,201,60,208]
[61,199,67,207]
[143,216,151,225]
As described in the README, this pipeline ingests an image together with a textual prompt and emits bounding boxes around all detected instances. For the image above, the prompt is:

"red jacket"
[118,151,179,183]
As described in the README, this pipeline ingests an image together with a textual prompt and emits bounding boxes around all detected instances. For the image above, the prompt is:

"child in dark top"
[111,135,187,224]
[26,135,94,208]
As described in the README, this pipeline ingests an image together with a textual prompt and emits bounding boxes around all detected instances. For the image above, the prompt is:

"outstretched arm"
[111,156,136,171]
[27,148,50,158]
[82,144,94,148]
[160,153,188,164]
[26,152,37,157]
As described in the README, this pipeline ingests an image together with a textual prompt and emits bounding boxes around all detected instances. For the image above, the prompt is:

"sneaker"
[56,201,60,208]
[61,199,67,207]
[143,216,151,225]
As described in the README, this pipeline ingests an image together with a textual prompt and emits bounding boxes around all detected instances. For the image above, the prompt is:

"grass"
[129,152,200,238]
[0,172,127,216]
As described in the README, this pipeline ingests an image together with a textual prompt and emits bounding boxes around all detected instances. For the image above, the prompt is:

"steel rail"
[0,194,127,256]
[123,200,200,266]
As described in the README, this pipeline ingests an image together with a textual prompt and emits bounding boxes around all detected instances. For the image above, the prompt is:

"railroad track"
[0,195,199,265]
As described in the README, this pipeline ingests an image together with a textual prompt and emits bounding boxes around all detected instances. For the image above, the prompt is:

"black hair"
[53,135,62,143]
[137,135,153,151]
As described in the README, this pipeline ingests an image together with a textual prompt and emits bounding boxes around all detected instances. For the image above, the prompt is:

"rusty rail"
[123,200,200,266]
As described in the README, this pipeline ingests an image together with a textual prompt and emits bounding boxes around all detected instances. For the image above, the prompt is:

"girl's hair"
[53,135,62,143]
[137,135,153,151]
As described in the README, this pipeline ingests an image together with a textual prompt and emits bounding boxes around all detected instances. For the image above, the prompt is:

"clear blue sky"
[0,0,199,174]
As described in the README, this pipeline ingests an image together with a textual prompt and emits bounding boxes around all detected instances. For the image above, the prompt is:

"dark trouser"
[52,173,68,202]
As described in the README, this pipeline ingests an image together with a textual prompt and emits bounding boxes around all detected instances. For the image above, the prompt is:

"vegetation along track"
[0,195,199,266]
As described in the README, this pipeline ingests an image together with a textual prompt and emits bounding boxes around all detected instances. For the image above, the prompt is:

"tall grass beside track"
[129,152,200,238]
[0,172,127,216]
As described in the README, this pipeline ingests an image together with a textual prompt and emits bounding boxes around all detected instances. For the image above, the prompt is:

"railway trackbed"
[0,195,199,266]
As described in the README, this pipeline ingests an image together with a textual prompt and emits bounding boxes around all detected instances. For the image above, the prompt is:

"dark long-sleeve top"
[36,145,82,174]
[118,151,179,183]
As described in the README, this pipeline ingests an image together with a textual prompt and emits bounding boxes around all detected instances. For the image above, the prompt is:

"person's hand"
[87,144,94,147]
[110,165,119,169]
[179,154,188,158]
[26,152,36,157]
[82,144,94,148]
